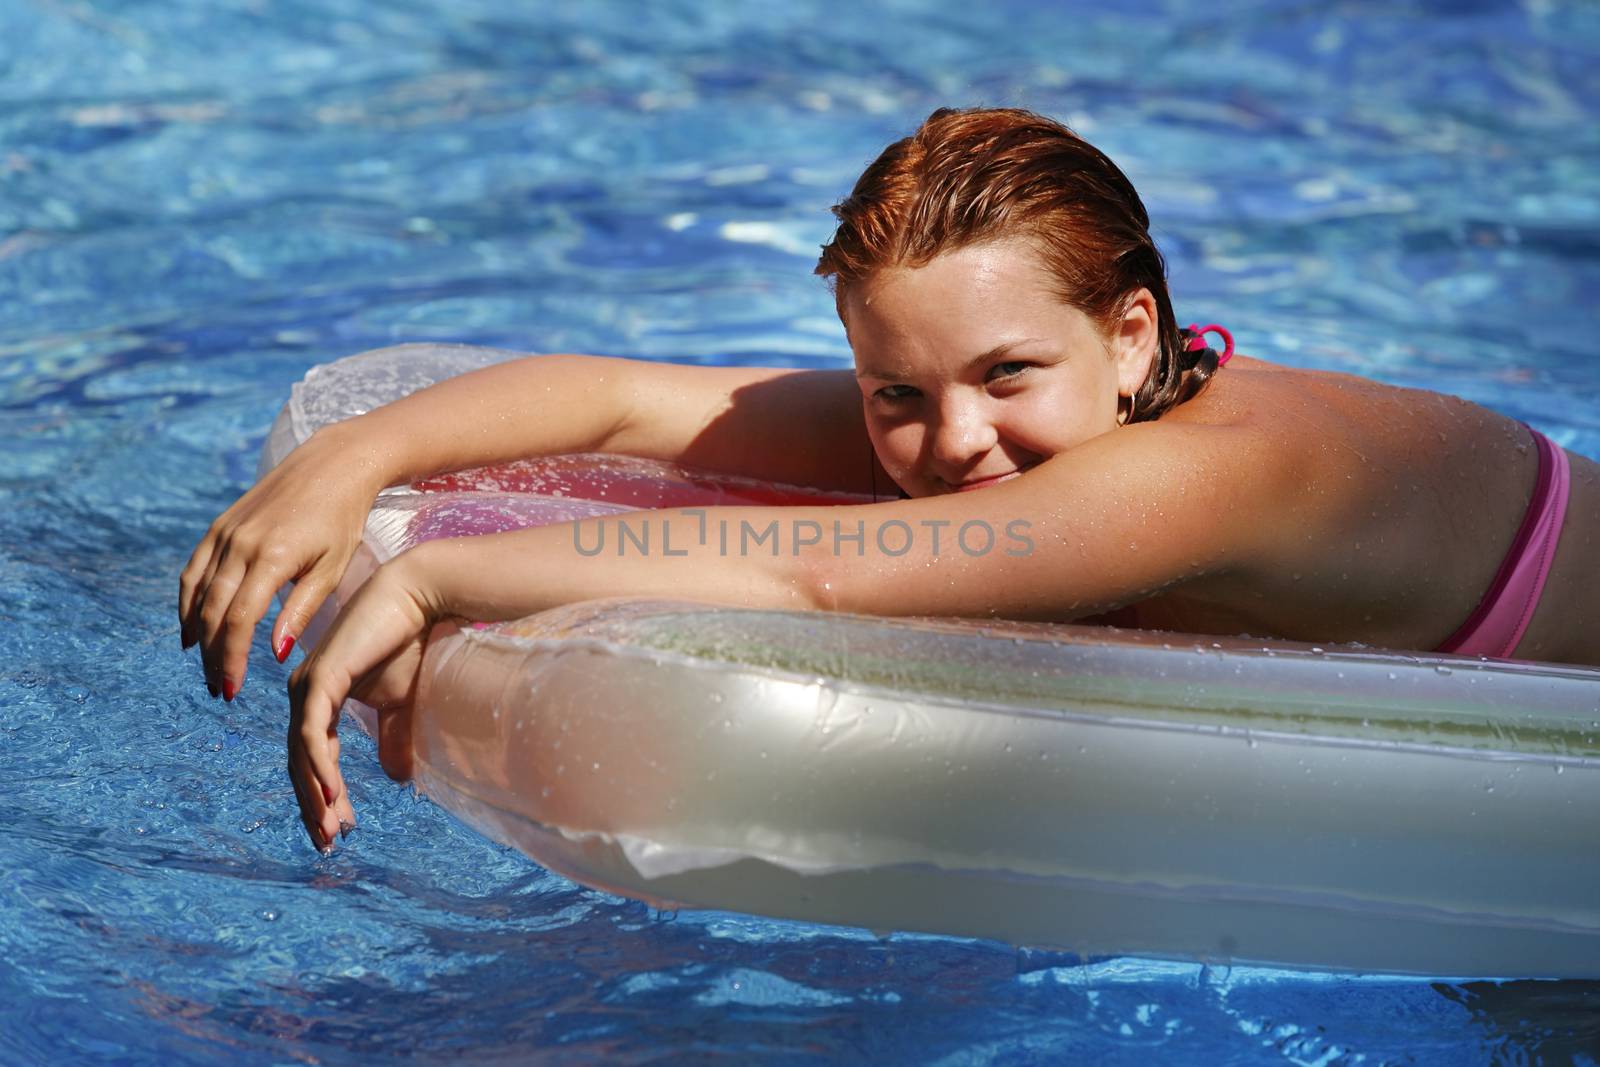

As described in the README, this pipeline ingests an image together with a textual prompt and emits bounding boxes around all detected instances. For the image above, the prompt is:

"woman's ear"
[1113,288,1159,396]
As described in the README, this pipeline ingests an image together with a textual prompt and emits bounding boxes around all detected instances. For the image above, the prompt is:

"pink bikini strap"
[1185,323,1234,366]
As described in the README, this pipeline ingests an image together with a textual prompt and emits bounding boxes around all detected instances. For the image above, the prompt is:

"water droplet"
[1434,665,1452,676]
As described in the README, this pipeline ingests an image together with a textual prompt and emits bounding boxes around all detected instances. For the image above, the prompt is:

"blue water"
[4,0,1599,1062]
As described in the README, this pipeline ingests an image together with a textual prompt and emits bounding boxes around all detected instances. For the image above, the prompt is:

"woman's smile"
[944,461,1040,493]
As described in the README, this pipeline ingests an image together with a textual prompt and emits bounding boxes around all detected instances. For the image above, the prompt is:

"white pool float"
[262,345,1600,978]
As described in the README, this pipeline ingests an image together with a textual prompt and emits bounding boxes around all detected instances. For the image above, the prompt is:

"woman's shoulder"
[1164,355,1511,464]
[1127,359,1497,555]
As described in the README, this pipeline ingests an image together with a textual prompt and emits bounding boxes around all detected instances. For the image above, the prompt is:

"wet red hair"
[816,107,1217,422]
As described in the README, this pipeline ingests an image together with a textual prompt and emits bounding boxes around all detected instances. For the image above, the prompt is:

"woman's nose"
[928,397,998,470]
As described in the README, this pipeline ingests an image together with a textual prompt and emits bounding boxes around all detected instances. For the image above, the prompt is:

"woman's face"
[844,236,1157,498]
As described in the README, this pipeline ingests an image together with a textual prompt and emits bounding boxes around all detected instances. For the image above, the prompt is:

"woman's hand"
[286,553,439,852]
[178,423,393,700]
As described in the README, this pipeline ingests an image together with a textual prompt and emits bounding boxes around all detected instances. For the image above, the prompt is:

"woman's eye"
[987,361,1029,382]
[874,384,919,401]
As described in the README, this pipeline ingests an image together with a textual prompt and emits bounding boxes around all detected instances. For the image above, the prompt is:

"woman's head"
[816,107,1218,495]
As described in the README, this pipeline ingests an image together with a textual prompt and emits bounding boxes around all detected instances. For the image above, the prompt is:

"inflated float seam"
[459,607,1600,684]
[438,630,1600,766]
[451,623,1595,727]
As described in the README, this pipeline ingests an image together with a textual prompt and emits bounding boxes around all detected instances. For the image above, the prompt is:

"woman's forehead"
[844,240,1095,373]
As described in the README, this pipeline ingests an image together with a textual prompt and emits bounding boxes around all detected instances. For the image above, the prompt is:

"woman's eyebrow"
[961,338,1045,373]
[856,338,1046,380]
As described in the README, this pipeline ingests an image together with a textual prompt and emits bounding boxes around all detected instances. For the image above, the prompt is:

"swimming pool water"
[3,1,1598,1062]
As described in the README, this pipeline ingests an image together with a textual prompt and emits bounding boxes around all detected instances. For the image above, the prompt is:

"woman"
[178,108,1599,851]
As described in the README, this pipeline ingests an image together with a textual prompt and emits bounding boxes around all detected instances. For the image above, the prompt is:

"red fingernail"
[274,634,296,663]
[221,677,237,702]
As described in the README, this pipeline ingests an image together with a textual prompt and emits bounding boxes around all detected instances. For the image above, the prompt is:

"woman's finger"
[198,555,248,699]
[184,557,218,659]
[286,734,330,852]
[215,551,315,700]
[288,683,359,847]
[332,788,358,841]
[285,669,331,852]
[270,560,344,665]
[316,721,346,848]
[189,518,241,645]
[177,528,220,650]
[297,669,350,841]
[288,659,348,850]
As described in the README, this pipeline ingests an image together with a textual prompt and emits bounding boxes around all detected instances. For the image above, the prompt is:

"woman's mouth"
[944,463,1037,493]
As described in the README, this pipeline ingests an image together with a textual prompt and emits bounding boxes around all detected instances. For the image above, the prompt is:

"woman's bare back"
[1130,358,1598,664]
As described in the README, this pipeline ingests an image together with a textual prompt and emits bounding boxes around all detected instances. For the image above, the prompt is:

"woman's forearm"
[320,348,632,488]
[403,508,827,623]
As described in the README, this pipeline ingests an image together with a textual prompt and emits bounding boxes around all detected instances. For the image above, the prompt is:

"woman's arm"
[315,346,877,490]
[288,419,1280,849]
[412,419,1269,624]
[180,346,875,700]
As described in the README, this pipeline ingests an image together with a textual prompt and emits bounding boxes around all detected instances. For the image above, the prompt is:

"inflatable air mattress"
[262,345,1600,978]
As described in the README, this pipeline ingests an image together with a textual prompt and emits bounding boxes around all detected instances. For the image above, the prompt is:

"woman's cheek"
[1027,393,1103,453]
[872,421,922,482]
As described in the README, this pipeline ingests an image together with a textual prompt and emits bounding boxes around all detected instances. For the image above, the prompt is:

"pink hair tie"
[1185,323,1234,366]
